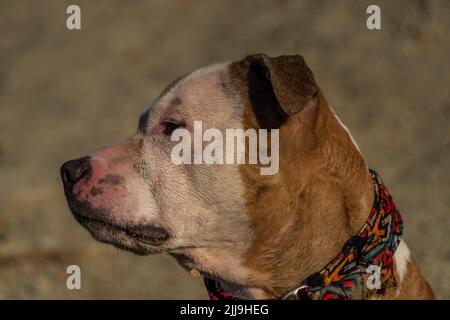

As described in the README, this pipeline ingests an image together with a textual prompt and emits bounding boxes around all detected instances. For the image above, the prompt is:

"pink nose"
[60,156,91,188]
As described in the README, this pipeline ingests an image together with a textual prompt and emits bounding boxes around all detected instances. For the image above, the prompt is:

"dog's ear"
[241,53,318,128]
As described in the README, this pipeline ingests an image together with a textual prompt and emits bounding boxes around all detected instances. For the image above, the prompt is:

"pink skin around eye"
[151,120,184,136]
[151,122,166,135]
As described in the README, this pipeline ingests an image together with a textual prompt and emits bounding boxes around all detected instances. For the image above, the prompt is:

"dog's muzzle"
[60,156,171,249]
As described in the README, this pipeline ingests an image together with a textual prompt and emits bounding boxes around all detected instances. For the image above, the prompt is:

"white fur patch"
[394,240,411,295]
[181,62,230,85]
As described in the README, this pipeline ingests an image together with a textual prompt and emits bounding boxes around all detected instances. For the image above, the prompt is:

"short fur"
[61,54,434,299]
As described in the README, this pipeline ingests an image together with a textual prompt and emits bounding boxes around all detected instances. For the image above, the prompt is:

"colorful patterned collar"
[204,169,404,300]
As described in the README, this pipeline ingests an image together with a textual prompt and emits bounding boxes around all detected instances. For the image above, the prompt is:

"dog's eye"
[163,120,184,136]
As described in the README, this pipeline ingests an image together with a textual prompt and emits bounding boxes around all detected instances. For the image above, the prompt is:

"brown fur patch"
[241,54,318,116]
[228,55,401,297]
[385,257,435,299]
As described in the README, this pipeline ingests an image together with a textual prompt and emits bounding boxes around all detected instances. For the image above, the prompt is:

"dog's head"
[61,54,322,286]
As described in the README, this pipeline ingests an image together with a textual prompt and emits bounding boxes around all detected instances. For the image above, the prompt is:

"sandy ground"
[0,0,448,299]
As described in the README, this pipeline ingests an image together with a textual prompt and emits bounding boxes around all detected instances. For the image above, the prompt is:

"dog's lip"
[75,212,126,232]
[126,225,170,245]
[73,211,170,246]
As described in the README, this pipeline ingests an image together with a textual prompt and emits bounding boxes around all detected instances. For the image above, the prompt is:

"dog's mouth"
[76,213,169,245]
[66,198,170,255]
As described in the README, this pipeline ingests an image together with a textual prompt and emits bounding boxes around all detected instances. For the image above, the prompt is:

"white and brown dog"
[61,54,434,299]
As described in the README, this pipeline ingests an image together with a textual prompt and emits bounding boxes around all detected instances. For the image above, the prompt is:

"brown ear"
[241,53,318,127]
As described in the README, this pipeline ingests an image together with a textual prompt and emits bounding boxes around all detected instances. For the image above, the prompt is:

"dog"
[61,53,435,299]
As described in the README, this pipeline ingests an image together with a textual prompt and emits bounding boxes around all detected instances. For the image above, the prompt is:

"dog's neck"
[234,92,374,299]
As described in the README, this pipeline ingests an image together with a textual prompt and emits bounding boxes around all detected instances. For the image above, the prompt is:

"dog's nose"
[60,156,91,187]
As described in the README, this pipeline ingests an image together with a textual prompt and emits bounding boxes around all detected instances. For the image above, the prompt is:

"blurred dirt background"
[0,0,449,299]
